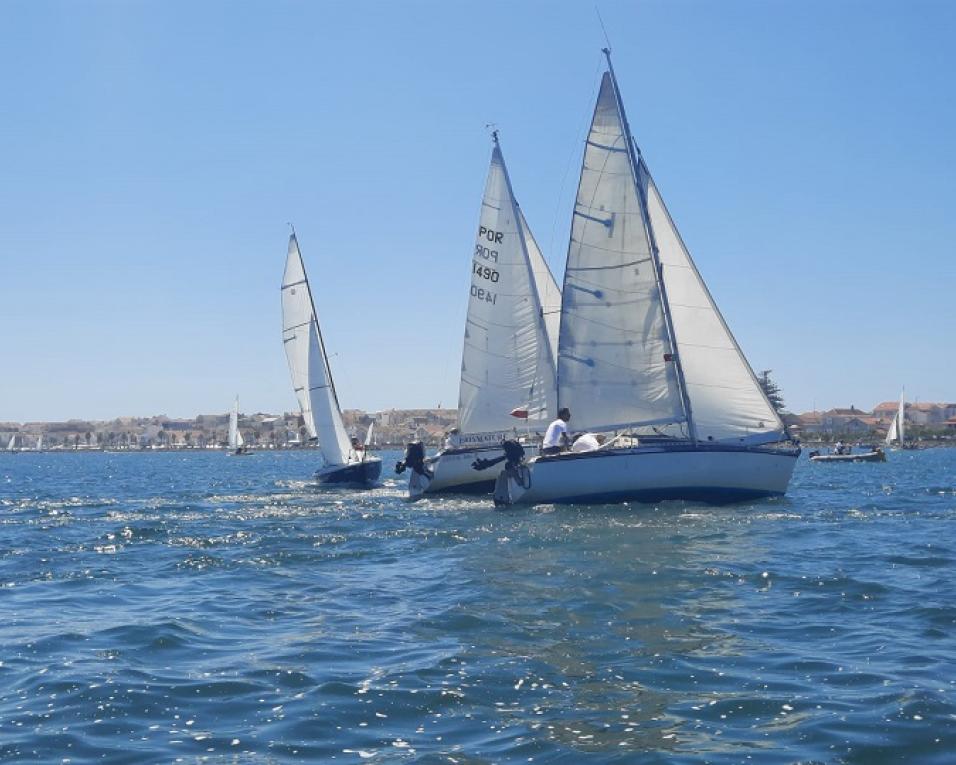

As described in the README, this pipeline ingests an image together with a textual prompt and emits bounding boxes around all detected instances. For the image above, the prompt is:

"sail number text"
[472,263,500,283]
[470,285,497,305]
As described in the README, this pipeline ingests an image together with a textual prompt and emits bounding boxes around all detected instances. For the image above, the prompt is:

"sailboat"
[6,434,17,453]
[885,390,906,448]
[282,232,382,485]
[494,51,800,506]
[228,396,251,455]
[401,132,561,498]
[35,434,43,451]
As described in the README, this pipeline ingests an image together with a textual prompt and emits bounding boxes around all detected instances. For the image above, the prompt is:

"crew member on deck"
[542,408,572,456]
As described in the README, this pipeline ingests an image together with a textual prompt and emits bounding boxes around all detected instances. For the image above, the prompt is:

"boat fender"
[395,441,433,478]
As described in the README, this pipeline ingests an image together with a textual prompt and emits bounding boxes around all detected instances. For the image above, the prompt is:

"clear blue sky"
[2,0,954,422]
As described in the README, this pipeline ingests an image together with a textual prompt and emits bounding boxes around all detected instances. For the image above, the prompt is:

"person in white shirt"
[571,432,605,453]
[542,408,571,455]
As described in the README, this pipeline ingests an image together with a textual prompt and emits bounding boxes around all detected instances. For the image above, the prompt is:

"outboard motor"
[395,441,432,478]
[493,440,532,508]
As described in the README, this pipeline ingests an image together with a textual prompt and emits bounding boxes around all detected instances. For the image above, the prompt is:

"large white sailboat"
[402,133,561,498]
[228,396,251,455]
[282,232,382,485]
[885,390,906,448]
[494,51,799,506]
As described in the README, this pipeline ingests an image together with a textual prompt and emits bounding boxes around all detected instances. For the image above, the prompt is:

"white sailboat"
[402,132,561,498]
[35,434,43,451]
[228,396,251,455]
[885,390,906,448]
[494,51,799,506]
[6,434,17,453]
[282,232,382,485]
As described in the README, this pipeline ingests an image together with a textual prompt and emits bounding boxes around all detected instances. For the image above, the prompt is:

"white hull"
[496,443,800,506]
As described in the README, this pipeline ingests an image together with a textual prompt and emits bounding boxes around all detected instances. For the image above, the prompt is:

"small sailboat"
[35,434,43,451]
[282,232,382,485]
[493,51,800,506]
[228,396,251,455]
[401,132,561,498]
[6,434,18,453]
[885,390,906,448]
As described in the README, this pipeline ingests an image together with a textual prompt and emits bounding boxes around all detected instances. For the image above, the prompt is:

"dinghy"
[493,51,799,507]
[401,133,561,499]
[228,396,251,455]
[809,449,885,463]
[281,232,382,486]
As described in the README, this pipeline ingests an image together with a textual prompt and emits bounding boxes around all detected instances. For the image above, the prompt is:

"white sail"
[281,234,353,467]
[885,390,905,445]
[520,207,561,370]
[644,169,784,443]
[7,434,15,451]
[557,72,685,433]
[457,138,558,435]
[35,434,42,451]
[228,396,241,450]
[364,421,375,448]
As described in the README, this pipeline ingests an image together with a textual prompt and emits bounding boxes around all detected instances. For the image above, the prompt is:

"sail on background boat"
[228,396,245,452]
[281,234,354,468]
[458,136,560,437]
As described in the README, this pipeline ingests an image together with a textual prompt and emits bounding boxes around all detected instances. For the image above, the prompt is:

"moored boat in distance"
[493,50,799,507]
[400,132,561,498]
[281,231,381,486]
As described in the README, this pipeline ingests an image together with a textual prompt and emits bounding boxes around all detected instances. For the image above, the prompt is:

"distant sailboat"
[885,390,906,448]
[281,232,382,485]
[228,396,251,455]
[6,434,17,453]
[401,132,560,498]
[35,434,43,451]
[493,51,799,506]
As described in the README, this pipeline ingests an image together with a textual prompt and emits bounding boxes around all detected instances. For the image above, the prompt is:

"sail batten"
[281,234,354,466]
[456,139,559,435]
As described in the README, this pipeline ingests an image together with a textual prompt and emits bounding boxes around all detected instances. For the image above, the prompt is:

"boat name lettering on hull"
[475,244,498,262]
[478,226,504,244]
[470,285,497,304]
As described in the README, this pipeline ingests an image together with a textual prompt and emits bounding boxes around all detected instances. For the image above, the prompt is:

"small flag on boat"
[509,408,529,419]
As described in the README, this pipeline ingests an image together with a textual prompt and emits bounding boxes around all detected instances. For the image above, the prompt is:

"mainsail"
[557,71,685,433]
[885,391,905,445]
[281,234,353,466]
[228,396,244,450]
[457,136,560,436]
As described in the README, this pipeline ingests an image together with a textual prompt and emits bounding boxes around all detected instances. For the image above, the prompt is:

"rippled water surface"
[2,448,956,763]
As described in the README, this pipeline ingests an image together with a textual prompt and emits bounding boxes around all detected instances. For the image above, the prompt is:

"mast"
[602,48,697,442]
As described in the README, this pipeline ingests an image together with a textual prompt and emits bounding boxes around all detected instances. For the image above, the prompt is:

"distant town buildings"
[3,401,955,450]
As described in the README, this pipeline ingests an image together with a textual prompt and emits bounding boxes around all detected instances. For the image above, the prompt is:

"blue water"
[1,449,955,764]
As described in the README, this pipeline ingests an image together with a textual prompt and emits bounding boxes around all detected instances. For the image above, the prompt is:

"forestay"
[281,235,353,466]
[643,168,784,443]
[458,139,559,436]
[557,72,684,433]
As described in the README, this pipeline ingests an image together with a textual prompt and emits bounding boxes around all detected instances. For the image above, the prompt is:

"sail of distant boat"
[885,390,905,446]
[35,434,42,451]
[364,422,374,448]
[457,134,560,438]
[228,396,244,451]
[281,233,354,467]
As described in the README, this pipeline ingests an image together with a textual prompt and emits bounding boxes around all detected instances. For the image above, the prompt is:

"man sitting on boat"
[541,408,572,456]
[571,432,606,453]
